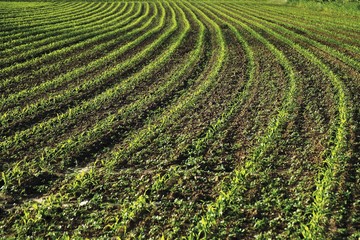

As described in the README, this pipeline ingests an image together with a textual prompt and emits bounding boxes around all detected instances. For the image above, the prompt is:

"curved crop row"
[0,2,84,24]
[0,3,148,114]
[0,3,116,50]
[0,2,165,163]
[257,3,360,34]
[209,3,353,238]
[0,2,96,42]
[1,0,227,236]
[1,0,183,192]
[234,4,360,53]
[0,3,138,93]
[1,3,124,55]
[0,3,141,69]
[0,1,358,239]
[0,2,98,36]
[185,2,299,238]
[227,4,360,71]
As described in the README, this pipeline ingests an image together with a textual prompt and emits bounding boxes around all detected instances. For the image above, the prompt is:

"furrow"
[0,2,98,44]
[0,4,148,119]
[0,2,85,25]
[226,3,360,71]
[0,3,141,69]
[1,3,125,55]
[233,3,360,52]
[0,2,135,91]
[1,0,227,236]
[256,3,360,34]
[217,4,353,238]
[0,2,125,49]
[0,2,163,162]
[0,2,100,36]
[185,2,299,238]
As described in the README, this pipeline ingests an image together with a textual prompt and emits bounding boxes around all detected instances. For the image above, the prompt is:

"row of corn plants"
[117,0,259,236]
[0,2,166,156]
[185,2,299,238]
[0,1,164,158]
[0,2,133,80]
[258,3,360,33]
[229,4,360,71]
[2,1,226,237]
[0,3,141,69]
[0,3,156,123]
[0,2,95,36]
[0,2,101,45]
[235,4,360,54]
[1,3,122,57]
[1,1,358,238]
[0,3,145,99]
[1,1,187,195]
[92,0,231,237]
[0,3,145,94]
[220,3,352,238]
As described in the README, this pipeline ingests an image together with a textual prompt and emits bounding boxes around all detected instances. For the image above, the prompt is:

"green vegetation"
[0,0,359,239]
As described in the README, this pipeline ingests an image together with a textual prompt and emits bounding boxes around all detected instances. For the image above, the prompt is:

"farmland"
[0,0,359,238]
